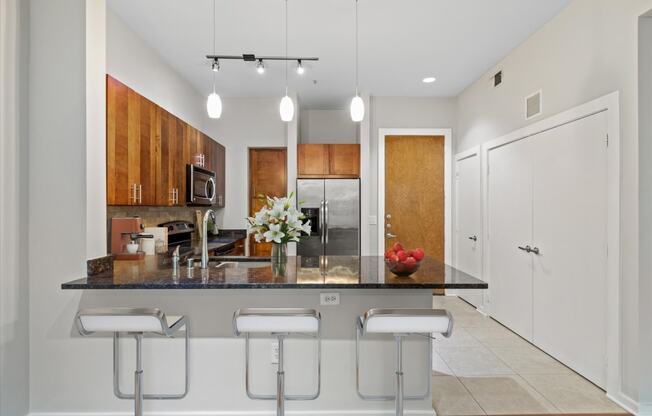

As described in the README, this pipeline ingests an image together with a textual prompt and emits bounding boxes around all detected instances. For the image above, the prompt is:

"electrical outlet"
[320,292,340,306]
[271,340,279,364]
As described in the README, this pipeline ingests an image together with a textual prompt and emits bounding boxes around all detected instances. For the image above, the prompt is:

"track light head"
[296,60,305,75]
[211,59,220,72]
[256,59,265,74]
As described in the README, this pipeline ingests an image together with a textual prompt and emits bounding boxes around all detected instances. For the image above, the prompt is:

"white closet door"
[488,138,534,340]
[531,112,608,387]
[454,152,483,307]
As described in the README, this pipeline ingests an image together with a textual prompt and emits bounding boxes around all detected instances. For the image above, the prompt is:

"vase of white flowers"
[247,193,311,265]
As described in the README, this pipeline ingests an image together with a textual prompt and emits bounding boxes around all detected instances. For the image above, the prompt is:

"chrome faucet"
[201,209,216,269]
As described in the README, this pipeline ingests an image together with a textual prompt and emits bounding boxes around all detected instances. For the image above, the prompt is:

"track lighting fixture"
[211,59,220,72]
[256,59,265,74]
[296,60,305,75]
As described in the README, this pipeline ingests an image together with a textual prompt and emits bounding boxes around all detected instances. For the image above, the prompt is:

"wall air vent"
[493,70,502,87]
[526,90,542,120]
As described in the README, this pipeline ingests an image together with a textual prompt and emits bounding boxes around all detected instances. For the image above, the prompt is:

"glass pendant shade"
[350,94,364,122]
[279,94,295,122]
[206,92,222,119]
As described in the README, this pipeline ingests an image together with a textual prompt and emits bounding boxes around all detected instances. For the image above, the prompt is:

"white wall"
[639,14,652,414]
[86,0,106,260]
[299,109,358,143]
[455,0,652,407]
[368,97,457,255]
[0,0,30,414]
[28,0,88,412]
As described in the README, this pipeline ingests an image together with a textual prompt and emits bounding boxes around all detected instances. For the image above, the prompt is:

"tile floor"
[431,296,628,415]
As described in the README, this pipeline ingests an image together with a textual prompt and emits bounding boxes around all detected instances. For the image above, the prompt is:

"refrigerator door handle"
[320,200,325,244]
[324,200,329,244]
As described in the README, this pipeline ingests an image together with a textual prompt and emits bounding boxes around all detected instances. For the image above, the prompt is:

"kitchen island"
[62,256,486,415]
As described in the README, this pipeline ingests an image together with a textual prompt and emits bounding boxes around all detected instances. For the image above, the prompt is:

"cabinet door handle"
[468,235,477,242]
[531,246,541,255]
[138,184,143,204]
[518,245,532,253]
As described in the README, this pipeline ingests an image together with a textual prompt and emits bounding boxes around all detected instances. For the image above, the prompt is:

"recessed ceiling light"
[422,77,437,83]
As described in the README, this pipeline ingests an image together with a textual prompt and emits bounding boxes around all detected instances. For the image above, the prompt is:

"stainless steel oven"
[186,165,216,206]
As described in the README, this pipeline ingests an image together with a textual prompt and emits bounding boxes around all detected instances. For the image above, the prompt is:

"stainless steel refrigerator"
[296,179,360,257]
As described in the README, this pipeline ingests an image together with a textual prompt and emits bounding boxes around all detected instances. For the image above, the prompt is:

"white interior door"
[453,152,484,307]
[531,112,608,387]
[487,138,534,340]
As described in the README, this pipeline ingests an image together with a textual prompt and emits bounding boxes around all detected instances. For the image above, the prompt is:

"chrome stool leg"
[134,333,144,416]
[395,335,404,416]
[277,336,285,416]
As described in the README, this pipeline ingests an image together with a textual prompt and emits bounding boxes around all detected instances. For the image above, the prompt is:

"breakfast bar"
[62,256,487,415]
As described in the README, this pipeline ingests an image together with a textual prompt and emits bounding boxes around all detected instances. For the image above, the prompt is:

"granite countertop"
[62,256,488,290]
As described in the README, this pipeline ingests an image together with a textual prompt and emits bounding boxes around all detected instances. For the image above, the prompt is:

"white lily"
[263,223,285,243]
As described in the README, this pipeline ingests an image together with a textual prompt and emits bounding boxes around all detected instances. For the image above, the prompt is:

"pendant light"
[279,0,295,122]
[206,0,222,119]
[350,0,364,122]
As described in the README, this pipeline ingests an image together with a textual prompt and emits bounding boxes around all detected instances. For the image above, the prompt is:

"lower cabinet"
[486,111,608,387]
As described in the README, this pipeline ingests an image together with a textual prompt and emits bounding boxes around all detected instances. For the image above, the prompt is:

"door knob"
[386,233,397,239]
[386,223,392,228]
[386,214,391,219]
[518,245,532,253]
[468,235,477,242]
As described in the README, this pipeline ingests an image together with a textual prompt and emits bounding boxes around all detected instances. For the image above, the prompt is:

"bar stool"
[233,308,321,416]
[356,308,453,416]
[75,308,189,416]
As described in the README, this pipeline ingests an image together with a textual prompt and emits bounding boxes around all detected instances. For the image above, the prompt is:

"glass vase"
[271,242,288,264]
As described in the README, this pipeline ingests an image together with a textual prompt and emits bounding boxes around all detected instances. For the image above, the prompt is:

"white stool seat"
[233,308,320,335]
[75,308,183,335]
[359,309,453,336]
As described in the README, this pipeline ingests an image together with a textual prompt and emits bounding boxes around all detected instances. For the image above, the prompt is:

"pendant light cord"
[285,0,288,95]
[355,0,359,95]
[212,0,216,93]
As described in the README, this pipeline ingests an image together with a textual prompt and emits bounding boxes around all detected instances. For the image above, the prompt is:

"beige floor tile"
[432,375,486,416]
[436,346,514,377]
[433,350,455,376]
[489,345,572,375]
[466,325,528,347]
[522,374,627,414]
[434,327,484,349]
[459,374,559,415]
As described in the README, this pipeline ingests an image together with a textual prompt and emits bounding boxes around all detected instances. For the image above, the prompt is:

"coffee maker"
[110,217,153,260]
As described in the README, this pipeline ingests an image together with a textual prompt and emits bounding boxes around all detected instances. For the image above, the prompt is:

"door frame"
[377,128,453,264]
[481,91,621,403]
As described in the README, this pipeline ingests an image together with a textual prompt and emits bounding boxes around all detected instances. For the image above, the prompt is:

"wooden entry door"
[384,136,445,261]
[249,148,287,256]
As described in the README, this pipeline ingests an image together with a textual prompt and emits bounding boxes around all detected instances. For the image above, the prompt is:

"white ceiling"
[108,0,570,109]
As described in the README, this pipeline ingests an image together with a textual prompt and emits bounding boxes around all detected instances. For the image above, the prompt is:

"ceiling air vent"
[526,90,542,119]
[493,70,502,87]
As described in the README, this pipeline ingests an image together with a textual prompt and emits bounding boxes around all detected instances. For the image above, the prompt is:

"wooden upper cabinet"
[106,74,225,207]
[298,144,329,176]
[106,76,156,205]
[329,144,360,176]
[297,143,360,178]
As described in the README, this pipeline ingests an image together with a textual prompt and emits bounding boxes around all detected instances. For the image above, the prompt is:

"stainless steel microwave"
[186,165,216,206]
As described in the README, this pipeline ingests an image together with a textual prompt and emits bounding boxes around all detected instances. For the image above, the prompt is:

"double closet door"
[488,111,608,387]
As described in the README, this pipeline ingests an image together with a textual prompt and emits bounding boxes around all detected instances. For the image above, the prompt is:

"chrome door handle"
[518,245,532,253]
[386,233,397,239]
[468,235,477,242]
[320,201,325,244]
[531,246,540,255]
[324,200,329,244]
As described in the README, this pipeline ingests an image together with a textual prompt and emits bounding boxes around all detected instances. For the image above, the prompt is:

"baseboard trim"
[606,391,638,415]
[28,410,435,416]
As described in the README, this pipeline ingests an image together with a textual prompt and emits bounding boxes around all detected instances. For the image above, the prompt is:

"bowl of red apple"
[384,243,425,277]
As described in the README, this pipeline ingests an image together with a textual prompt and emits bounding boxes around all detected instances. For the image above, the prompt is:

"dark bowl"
[385,259,421,277]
